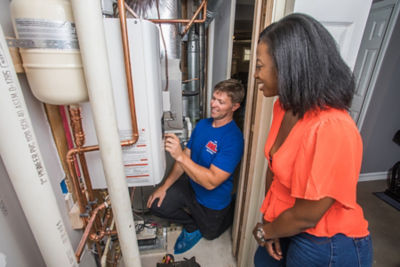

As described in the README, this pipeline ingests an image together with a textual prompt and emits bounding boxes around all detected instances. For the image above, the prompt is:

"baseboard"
[358,171,388,182]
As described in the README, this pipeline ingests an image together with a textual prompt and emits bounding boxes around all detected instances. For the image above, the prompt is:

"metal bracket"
[6,38,79,49]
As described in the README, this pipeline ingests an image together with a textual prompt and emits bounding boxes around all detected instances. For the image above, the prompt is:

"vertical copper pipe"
[68,106,96,203]
[117,0,139,144]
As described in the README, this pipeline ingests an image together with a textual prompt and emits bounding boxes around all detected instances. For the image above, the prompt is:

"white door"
[294,0,373,70]
[350,0,399,127]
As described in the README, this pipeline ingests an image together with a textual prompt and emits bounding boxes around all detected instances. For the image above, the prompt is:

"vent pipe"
[0,26,78,267]
[70,1,141,266]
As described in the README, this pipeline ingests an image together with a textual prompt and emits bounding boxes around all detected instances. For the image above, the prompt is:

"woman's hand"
[265,238,283,261]
[253,222,283,261]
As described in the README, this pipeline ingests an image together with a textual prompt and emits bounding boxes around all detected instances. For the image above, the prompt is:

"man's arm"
[162,148,189,189]
[165,133,231,190]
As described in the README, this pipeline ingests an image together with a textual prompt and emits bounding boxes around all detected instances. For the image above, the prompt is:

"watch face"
[256,228,264,241]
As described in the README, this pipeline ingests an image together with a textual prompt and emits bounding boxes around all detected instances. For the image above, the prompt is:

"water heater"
[81,18,166,188]
[10,0,88,104]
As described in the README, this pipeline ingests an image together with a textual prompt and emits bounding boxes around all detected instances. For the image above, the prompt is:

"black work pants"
[150,175,234,240]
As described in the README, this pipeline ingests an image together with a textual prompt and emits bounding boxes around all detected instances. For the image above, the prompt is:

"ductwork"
[128,0,181,59]
[205,0,223,28]
[185,27,200,122]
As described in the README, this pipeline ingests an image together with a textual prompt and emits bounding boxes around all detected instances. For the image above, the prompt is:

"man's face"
[210,90,239,121]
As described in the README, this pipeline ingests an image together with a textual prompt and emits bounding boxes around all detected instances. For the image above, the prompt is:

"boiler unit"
[81,18,166,189]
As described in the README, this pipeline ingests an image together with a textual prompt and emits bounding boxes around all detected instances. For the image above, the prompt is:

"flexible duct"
[0,27,78,267]
[129,0,181,59]
[70,1,141,266]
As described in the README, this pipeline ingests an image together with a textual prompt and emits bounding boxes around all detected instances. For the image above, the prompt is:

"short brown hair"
[213,79,245,104]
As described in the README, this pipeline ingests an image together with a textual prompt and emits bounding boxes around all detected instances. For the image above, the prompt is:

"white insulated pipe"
[70,1,141,266]
[0,27,78,267]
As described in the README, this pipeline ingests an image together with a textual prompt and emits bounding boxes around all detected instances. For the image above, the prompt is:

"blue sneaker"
[174,229,202,254]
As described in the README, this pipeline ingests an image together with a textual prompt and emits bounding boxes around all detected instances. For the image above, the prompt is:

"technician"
[147,79,245,254]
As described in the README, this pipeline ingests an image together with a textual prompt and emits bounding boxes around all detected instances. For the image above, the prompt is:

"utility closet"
[0,0,237,266]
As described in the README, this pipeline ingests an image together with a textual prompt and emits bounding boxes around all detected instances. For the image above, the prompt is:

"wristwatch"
[256,226,272,243]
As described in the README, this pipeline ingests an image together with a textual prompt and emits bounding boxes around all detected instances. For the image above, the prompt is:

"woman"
[252,13,373,266]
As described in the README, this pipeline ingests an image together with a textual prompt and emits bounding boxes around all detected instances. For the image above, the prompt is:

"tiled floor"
[138,179,400,267]
[140,227,236,267]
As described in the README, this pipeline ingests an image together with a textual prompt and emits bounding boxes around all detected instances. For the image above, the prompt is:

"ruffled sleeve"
[290,115,363,209]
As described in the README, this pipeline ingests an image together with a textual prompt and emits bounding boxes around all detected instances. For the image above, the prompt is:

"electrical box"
[81,18,165,188]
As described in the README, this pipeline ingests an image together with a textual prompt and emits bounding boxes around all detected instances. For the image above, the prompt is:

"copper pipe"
[118,0,139,145]
[68,106,85,147]
[149,0,207,24]
[181,0,208,36]
[75,200,109,262]
[89,209,113,242]
[182,77,200,83]
[67,146,99,216]
[113,243,121,267]
[68,106,96,206]
[90,229,118,242]
[68,109,102,234]
[67,0,140,207]
[74,2,142,261]
[150,18,204,23]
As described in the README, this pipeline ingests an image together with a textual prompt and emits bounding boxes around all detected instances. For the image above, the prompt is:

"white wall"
[210,0,234,88]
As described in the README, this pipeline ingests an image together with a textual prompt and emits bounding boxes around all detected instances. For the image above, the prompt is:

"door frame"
[232,0,294,266]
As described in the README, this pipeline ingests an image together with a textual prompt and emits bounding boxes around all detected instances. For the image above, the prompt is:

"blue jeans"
[254,232,373,267]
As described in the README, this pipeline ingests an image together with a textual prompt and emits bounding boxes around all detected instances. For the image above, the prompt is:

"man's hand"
[147,186,167,208]
[165,133,184,162]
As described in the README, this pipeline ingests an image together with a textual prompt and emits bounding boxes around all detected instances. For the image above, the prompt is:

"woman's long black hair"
[259,13,355,118]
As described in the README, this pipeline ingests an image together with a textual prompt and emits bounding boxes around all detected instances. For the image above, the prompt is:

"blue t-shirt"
[186,118,244,210]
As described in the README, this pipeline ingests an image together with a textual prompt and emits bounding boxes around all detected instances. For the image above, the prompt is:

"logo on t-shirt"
[206,140,218,154]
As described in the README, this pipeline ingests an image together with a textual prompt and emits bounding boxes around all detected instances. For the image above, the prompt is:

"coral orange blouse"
[260,99,369,237]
